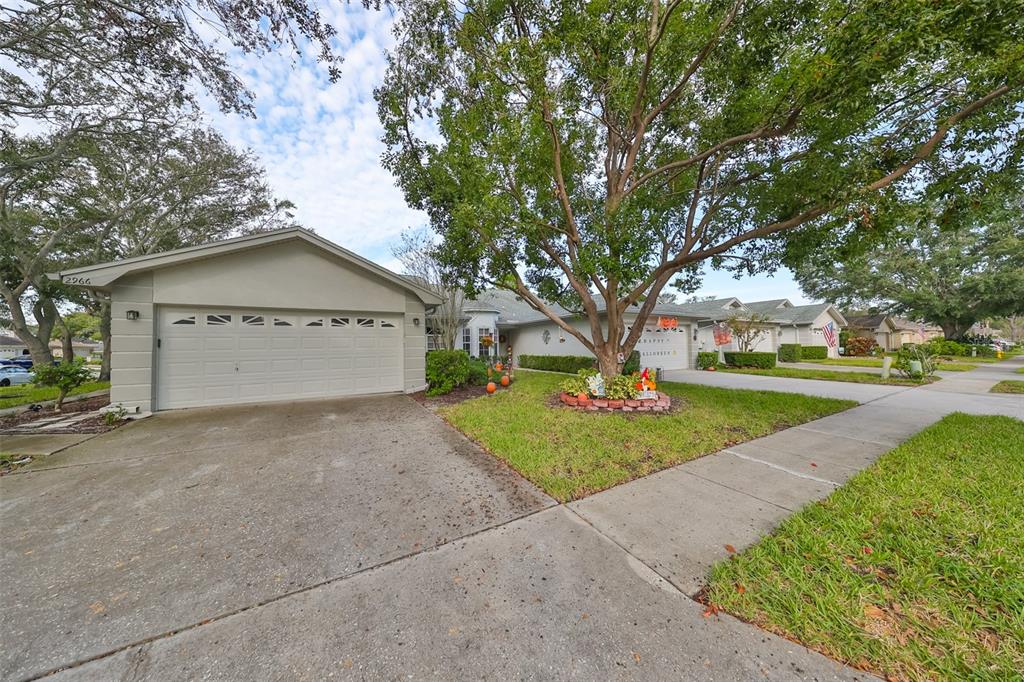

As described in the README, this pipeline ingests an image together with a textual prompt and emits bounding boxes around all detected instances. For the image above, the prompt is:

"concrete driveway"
[1,395,553,680]
[2,394,867,681]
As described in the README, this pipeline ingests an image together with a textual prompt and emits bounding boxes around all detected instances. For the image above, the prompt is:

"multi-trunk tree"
[377,0,1023,379]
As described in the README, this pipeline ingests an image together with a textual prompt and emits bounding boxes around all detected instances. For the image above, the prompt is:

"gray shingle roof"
[743,299,793,314]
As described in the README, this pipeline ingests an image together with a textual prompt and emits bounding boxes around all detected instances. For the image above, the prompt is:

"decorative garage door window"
[357,318,374,328]
[273,317,294,327]
[172,315,196,325]
[380,319,396,328]
[242,315,264,326]
[206,313,232,325]
[304,318,324,327]
[331,317,350,327]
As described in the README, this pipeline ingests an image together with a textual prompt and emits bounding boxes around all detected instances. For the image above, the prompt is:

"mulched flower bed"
[558,391,673,412]
[409,384,492,409]
[0,395,119,434]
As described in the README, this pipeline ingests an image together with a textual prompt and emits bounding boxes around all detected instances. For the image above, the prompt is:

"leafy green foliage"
[922,339,995,358]
[697,352,720,370]
[707,414,1024,680]
[790,173,1024,340]
[425,349,472,396]
[560,368,598,396]
[444,372,854,501]
[377,0,1023,376]
[605,375,640,401]
[892,345,936,380]
[777,344,803,363]
[723,352,777,369]
[29,359,93,409]
[519,355,595,374]
[466,359,490,386]
[801,346,828,360]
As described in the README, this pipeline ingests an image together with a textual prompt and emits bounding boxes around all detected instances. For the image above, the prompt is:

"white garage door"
[157,307,404,409]
[635,321,690,371]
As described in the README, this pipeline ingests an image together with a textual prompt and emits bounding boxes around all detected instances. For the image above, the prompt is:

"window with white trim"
[242,315,264,326]
[462,326,472,353]
[206,314,232,326]
[478,327,493,357]
[380,319,396,328]
[273,317,294,327]
[172,315,195,325]
[330,317,350,328]
[356,318,374,328]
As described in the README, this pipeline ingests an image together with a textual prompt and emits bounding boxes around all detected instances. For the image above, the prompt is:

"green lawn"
[0,381,110,409]
[1016,367,1024,375]
[705,414,1024,681]
[719,366,931,386]
[442,371,855,502]
[804,358,976,372]
[991,380,1024,394]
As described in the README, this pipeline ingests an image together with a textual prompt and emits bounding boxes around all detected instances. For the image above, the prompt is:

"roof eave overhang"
[46,228,443,306]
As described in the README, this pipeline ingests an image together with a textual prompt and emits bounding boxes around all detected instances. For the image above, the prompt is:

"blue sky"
[203,6,812,305]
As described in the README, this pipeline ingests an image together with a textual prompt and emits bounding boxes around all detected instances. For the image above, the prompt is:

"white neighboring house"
[0,333,29,359]
[843,314,901,351]
[442,291,805,371]
[744,299,847,358]
[50,228,442,414]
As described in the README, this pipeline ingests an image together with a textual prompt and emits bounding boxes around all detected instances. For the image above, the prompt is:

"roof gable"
[49,228,442,306]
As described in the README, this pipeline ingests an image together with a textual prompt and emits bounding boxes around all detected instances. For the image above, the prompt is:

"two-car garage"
[157,307,406,410]
[54,228,441,414]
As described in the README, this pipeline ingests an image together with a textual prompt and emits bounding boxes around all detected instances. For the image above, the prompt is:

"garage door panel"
[238,337,269,352]
[158,306,404,409]
[270,337,300,351]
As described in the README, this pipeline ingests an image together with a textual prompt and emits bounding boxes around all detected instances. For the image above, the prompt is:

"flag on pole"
[822,321,838,348]
[712,322,732,346]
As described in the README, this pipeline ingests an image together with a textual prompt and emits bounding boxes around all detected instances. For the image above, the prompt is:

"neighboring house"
[0,333,29,359]
[449,291,831,371]
[48,339,100,359]
[50,228,442,414]
[745,299,847,359]
[844,314,901,351]
[892,317,944,346]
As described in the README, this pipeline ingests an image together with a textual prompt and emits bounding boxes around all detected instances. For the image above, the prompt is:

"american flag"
[822,321,838,348]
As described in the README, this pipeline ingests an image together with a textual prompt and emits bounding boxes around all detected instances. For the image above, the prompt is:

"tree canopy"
[377,0,1023,376]
[790,176,1024,340]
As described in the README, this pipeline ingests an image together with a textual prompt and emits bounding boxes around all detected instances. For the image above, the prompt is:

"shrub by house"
[723,352,777,369]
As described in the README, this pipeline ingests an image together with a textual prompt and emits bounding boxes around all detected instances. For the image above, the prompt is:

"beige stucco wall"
[152,241,409,312]
[106,242,430,412]
[109,272,155,413]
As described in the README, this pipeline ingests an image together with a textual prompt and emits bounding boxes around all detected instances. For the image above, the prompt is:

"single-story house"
[744,299,847,358]
[48,339,100,359]
[843,314,901,351]
[446,291,838,371]
[0,333,29,359]
[892,317,944,346]
[50,228,441,414]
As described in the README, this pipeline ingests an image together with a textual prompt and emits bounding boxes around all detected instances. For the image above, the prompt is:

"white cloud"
[201,5,426,264]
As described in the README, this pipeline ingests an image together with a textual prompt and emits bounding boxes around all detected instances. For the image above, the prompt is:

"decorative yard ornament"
[586,373,605,398]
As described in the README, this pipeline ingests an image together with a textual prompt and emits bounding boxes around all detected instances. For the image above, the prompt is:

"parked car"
[0,366,34,387]
[6,357,34,370]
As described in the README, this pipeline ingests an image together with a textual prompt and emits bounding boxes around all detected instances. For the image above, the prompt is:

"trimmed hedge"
[519,352,641,375]
[723,351,777,369]
[802,345,828,360]
[697,351,719,369]
[778,343,802,363]
[518,354,595,373]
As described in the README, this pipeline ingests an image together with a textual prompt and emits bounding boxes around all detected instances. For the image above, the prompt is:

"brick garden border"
[559,391,671,412]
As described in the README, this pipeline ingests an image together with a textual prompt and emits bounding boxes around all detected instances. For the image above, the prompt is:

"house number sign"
[64,276,92,285]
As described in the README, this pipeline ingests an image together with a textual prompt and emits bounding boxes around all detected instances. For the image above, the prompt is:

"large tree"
[1,125,298,371]
[392,228,467,351]
[377,0,1022,378]
[790,187,1024,340]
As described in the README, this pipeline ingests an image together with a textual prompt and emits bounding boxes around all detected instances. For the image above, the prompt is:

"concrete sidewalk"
[576,356,1023,600]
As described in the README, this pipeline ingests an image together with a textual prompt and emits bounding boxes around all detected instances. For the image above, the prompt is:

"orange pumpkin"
[500,375,510,387]
[486,382,497,394]
[495,362,503,371]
